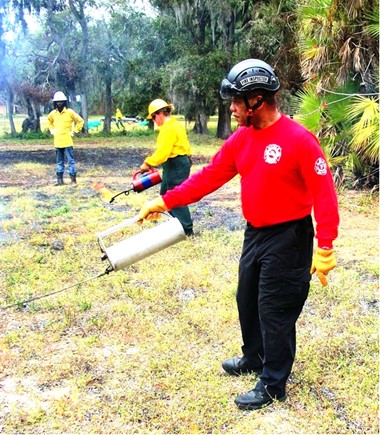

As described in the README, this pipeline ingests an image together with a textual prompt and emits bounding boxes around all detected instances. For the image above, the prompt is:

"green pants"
[161,155,193,235]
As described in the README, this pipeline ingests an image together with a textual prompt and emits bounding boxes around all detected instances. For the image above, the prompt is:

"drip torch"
[109,169,162,203]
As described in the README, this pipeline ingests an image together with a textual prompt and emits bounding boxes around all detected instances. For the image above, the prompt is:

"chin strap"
[244,95,264,126]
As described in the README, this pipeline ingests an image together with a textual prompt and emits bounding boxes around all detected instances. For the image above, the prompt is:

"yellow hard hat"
[147,99,172,119]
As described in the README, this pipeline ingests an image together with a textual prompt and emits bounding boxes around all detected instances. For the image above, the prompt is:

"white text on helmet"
[240,76,269,86]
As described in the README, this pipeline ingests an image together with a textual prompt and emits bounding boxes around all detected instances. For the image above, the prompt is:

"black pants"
[161,155,193,235]
[237,215,314,396]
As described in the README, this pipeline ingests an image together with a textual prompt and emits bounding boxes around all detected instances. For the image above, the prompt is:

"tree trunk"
[80,90,88,133]
[69,0,89,133]
[193,112,208,134]
[192,101,208,134]
[103,76,112,132]
[216,98,232,139]
[6,82,16,134]
[31,103,41,132]
[26,98,34,118]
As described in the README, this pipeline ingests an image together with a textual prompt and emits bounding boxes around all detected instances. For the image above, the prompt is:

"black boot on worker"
[70,174,77,187]
[222,356,263,376]
[55,172,64,186]
[234,380,286,411]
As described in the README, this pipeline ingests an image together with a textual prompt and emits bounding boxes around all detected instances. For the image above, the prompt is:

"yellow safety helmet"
[147,99,173,119]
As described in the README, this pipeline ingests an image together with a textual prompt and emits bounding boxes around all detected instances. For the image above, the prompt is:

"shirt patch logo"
[264,144,282,164]
[315,157,327,175]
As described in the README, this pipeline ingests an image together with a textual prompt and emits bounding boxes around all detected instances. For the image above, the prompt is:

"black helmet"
[220,59,280,99]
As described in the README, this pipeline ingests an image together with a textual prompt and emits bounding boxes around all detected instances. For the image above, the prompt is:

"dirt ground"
[1,141,378,236]
[0,141,245,234]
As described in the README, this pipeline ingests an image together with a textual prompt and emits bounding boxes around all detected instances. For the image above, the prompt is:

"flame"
[91,182,114,202]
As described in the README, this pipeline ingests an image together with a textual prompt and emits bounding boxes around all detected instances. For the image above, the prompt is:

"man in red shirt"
[138,59,339,410]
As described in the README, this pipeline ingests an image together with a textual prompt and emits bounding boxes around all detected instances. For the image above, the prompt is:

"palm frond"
[364,4,379,38]
[293,86,323,132]
[298,0,332,20]
[346,96,379,164]
[324,83,359,124]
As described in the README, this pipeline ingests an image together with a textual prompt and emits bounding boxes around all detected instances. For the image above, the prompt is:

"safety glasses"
[220,78,243,99]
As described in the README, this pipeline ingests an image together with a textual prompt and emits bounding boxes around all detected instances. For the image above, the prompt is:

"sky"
[6,0,157,37]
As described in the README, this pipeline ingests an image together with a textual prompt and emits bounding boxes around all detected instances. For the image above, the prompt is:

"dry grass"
[0,134,378,434]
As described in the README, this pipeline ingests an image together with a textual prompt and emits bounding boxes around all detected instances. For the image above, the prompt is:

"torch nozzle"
[109,189,133,203]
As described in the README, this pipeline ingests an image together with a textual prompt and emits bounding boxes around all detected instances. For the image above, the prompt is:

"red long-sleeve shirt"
[163,114,339,248]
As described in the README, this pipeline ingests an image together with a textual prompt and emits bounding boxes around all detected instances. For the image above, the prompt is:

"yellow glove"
[138,197,168,223]
[140,162,152,173]
[310,248,337,287]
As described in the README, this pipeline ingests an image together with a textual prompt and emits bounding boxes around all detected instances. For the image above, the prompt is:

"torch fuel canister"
[97,213,186,272]
[132,169,162,193]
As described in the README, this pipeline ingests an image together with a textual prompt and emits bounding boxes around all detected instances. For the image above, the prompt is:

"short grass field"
[0,127,378,434]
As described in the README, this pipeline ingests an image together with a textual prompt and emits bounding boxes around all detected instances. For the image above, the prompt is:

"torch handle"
[97,215,142,253]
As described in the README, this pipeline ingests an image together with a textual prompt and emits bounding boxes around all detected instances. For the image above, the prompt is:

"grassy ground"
[0,132,378,434]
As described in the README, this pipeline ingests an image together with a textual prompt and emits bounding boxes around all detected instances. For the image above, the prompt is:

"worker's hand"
[50,129,56,135]
[140,162,152,173]
[310,248,337,287]
[138,197,168,224]
[70,131,75,137]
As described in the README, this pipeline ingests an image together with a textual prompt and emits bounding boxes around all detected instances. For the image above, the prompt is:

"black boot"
[55,172,64,186]
[70,174,77,187]
[234,380,286,410]
[222,356,262,376]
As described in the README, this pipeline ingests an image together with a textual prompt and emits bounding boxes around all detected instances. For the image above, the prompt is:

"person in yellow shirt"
[115,108,125,130]
[47,91,84,187]
[140,99,193,235]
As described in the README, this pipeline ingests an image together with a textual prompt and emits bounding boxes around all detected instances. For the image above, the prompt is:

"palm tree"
[295,0,379,187]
